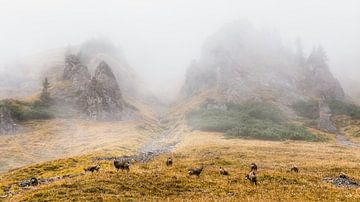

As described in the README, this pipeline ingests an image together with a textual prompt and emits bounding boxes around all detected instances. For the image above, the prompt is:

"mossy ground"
[2,130,360,201]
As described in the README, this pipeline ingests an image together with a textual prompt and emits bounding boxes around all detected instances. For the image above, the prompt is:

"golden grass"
[2,130,360,201]
[0,118,157,173]
[333,115,360,144]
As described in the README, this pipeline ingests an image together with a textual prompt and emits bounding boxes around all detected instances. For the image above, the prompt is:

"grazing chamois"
[245,171,257,185]
[290,166,299,173]
[166,157,173,166]
[114,160,130,172]
[188,165,204,177]
[84,165,100,173]
[30,177,39,186]
[250,163,257,172]
[219,167,229,176]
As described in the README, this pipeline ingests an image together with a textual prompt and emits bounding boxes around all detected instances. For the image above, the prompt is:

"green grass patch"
[328,100,360,119]
[187,102,319,141]
[291,100,360,120]
[291,100,319,119]
[0,99,53,121]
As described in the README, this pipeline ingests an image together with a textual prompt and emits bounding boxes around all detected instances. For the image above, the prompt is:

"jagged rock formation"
[81,61,126,120]
[63,54,91,91]
[50,52,135,120]
[181,21,345,107]
[0,105,17,134]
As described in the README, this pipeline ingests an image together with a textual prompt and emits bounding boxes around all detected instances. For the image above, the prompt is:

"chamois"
[114,160,130,172]
[290,166,299,173]
[84,165,100,173]
[219,167,229,176]
[166,157,173,167]
[30,177,39,186]
[188,165,204,177]
[245,171,257,185]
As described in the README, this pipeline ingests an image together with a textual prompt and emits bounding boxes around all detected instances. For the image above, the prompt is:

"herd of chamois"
[84,156,300,186]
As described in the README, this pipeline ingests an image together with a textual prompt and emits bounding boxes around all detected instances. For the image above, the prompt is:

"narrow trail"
[336,131,360,148]
[318,100,360,148]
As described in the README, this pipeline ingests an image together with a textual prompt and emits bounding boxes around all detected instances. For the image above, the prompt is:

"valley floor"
[2,130,360,201]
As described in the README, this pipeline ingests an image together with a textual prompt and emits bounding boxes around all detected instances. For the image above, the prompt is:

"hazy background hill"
[181,21,344,107]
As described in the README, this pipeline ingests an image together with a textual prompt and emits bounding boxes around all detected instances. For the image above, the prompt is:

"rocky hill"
[50,53,136,120]
[181,21,345,108]
[80,61,131,120]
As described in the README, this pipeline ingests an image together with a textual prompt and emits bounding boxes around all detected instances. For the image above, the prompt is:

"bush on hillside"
[187,101,319,141]
[0,99,53,121]
[291,100,319,119]
[328,100,360,119]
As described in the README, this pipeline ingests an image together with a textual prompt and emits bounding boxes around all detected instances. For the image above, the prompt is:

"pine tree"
[308,45,328,66]
[40,77,51,104]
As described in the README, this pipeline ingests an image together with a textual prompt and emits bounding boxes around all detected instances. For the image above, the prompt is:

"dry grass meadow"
[2,128,360,201]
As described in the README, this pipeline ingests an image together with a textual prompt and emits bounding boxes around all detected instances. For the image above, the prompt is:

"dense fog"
[0,0,359,100]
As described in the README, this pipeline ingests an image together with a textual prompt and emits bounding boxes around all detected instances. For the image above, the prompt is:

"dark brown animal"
[84,165,100,173]
[30,177,39,186]
[188,165,204,177]
[250,163,257,172]
[290,166,299,173]
[114,160,130,172]
[245,171,257,185]
[219,167,229,176]
[166,157,173,166]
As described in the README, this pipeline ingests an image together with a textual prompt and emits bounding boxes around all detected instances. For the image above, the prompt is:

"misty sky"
[0,0,359,93]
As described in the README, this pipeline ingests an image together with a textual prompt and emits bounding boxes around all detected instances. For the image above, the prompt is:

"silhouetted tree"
[308,45,328,67]
[40,77,51,104]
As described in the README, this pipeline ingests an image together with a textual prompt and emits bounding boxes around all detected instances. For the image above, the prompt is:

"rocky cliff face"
[81,61,126,120]
[0,105,17,134]
[181,21,345,106]
[63,54,91,91]
[52,53,134,120]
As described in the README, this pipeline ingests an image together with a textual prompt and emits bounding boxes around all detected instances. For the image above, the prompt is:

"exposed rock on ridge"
[63,54,91,91]
[81,61,126,120]
[181,21,345,107]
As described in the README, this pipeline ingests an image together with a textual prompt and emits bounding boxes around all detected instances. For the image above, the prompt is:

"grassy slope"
[333,115,360,144]
[2,129,360,201]
[0,118,160,173]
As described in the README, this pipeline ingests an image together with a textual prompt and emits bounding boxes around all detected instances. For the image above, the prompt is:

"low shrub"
[0,99,53,121]
[291,100,319,119]
[187,101,318,141]
[328,100,360,119]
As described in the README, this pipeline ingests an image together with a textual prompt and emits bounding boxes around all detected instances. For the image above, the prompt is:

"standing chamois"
[166,157,173,167]
[114,160,130,172]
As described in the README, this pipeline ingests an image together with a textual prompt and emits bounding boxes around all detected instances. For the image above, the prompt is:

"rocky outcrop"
[80,61,126,120]
[63,54,91,91]
[52,53,135,120]
[181,21,345,107]
[0,105,17,134]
